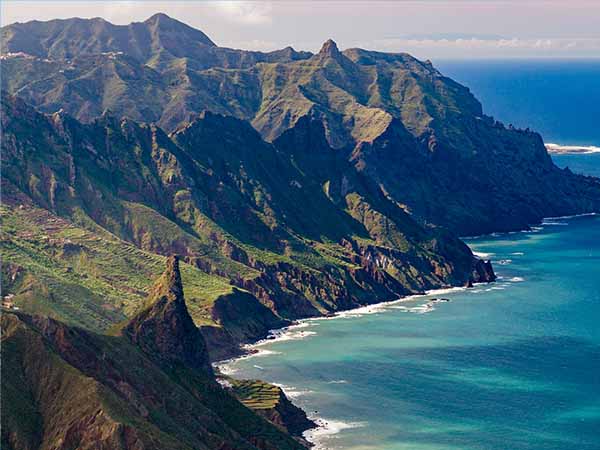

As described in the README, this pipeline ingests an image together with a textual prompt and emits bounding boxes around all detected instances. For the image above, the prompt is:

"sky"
[2,1,600,59]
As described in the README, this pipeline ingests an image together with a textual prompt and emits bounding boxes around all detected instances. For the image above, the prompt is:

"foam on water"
[220,212,600,450]
[273,383,315,399]
[304,418,367,450]
[392,303,436,314]
[497,259,512,265]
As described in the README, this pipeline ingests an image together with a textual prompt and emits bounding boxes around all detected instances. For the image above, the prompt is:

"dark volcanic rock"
[472,258,496,283]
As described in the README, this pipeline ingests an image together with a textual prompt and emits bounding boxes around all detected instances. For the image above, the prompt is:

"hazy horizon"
[2,1,600,60]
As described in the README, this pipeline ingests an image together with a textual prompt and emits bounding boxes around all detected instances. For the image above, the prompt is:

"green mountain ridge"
[3,15,599,235]
[2,94,491,360]
[2,14,600,449]
[1,258,311,450]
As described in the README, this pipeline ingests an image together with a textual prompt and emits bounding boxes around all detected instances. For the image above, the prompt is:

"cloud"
[213,1,273,25]
[366,36,600,57]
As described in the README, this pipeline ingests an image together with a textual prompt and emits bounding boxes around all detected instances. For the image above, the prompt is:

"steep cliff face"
[350,115,600,235]
[2,94,492,361]
[1,262,308,450]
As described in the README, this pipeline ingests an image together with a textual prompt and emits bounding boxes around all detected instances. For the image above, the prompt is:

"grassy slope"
[4,16,592,238]
[1,312,306,450]
[1,195,235,331]
[2,94,480,336]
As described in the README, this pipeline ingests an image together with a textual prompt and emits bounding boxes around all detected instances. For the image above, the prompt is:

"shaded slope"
[3,14,599,236]
[350,113,600,234]
[1,95,493,358]
[1,261,308,450]
[122,256,213,374]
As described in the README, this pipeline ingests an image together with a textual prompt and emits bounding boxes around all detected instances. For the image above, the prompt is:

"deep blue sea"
[221,63,600,450]
[435,59,600,146]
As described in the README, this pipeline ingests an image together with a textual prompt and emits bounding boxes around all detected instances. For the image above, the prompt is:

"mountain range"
[2,13,600,449]
[3,14,599,236]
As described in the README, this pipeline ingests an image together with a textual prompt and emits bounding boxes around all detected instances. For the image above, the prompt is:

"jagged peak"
[144,12,172,24]
[318,39,342,58]
[122,256,213,375]
[143,12,191,29]
[148,255,183,304]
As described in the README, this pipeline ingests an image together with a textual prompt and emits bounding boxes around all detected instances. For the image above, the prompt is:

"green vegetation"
[4,14,597,238]
[1,258,309,449]
[2,13,596,364]
[1,310,307,450]
[231,379,282,410]
[2,90,482,346]
[1,200,233,331]
[3,12,599,449]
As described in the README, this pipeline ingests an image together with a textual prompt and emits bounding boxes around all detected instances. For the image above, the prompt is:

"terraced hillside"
[230,379,315,438]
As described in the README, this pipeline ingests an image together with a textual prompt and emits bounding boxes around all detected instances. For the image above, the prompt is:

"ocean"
[435,59,600,147]
[222,212,600,450]
[220,62,600,450]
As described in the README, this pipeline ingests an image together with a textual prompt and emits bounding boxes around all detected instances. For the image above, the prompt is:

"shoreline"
[213,212,598,448]
[216,212,599,367]
[214,286,477,447]
[214,285,470,371]
[460,212,598,240]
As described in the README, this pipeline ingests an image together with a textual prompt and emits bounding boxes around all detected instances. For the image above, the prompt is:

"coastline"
[215,285,472,370]
[217,213,600,450]
[213,212,598,448]
[214,286,478,447]
[217,212,599,366]
[460,212,598,240]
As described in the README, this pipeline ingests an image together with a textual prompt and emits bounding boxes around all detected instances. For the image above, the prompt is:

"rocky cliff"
[121,256,213,374]
[1,93,494,360]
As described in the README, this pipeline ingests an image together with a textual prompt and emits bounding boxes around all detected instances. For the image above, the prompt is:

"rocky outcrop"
[261,388,316,438]
[471,259,496,284]
[122,256,213,374]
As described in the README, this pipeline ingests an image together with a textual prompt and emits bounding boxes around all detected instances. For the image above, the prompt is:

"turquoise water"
[221,62,600,450]
[223,214,600,449]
